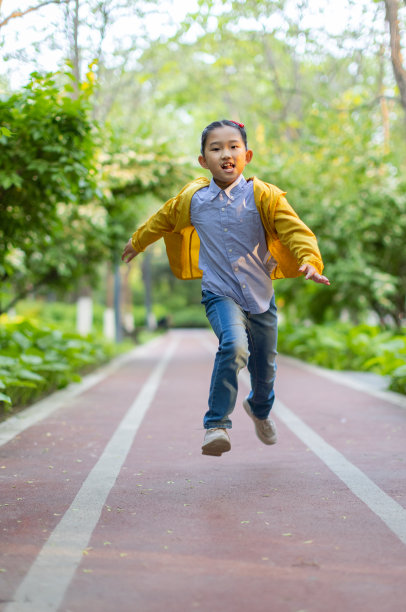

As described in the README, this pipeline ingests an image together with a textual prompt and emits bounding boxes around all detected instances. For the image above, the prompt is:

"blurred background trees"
[0,0,405,331]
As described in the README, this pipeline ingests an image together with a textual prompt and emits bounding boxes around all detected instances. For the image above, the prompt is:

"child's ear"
[245,149,253,163]
[198,155,209,169]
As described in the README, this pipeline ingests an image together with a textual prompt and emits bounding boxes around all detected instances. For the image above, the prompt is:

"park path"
[0,329,405,612]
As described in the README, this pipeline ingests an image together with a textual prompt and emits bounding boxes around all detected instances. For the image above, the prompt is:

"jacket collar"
[208,175,247,200]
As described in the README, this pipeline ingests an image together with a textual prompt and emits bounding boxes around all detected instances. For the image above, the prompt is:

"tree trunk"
[379,45,391,153]
[72,0,80,85]
[384,0,406,129]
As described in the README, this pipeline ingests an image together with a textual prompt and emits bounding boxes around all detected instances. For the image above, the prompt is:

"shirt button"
[242,284,246,289]
[228,249,232,253]
[221,207,225,211]
[224,228,228,232]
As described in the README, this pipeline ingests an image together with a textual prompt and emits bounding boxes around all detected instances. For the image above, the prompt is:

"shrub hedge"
[278,320,406,395]
[0,315,123,413]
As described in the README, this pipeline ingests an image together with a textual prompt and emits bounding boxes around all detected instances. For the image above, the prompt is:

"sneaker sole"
[243,399,277,445]
[201,437,231,456]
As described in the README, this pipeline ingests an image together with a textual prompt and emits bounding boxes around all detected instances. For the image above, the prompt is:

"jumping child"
[122,119,330,457]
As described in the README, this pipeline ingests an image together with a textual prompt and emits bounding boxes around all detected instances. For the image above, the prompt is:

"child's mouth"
[221,162,235,171]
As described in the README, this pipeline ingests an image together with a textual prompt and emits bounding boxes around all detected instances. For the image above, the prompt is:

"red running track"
[0,329,405,612]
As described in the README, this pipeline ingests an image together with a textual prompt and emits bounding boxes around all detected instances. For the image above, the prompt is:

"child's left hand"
[299,264,330,285]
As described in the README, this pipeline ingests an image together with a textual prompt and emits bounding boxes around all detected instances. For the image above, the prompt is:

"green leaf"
[16,369,45,383]
[12,331,31,350]
[392,364,406,377]
[0,392,12,404]
[0,356,18,367]
[20,354,43,366]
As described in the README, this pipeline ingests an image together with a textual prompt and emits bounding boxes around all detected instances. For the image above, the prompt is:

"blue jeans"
[201,290,278,429]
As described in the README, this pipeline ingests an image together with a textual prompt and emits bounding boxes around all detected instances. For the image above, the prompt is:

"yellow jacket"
[131,176,324,280]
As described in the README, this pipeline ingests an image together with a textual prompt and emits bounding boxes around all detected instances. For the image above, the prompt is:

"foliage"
[15,299,107,334]
[101,137,193,255]
[0,68,106,312]
[267,101,406,326]
[1,0,406,337]
[101,1,406,327]
[277,319,406,394]
[0,315,121,411]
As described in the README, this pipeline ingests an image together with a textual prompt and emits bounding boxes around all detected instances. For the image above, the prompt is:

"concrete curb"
[280,354,406,409]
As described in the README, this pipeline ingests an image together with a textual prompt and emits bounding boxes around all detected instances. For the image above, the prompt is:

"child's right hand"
[121,239,139,263]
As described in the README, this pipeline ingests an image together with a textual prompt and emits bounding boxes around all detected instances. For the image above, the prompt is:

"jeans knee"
[221,337,249,368]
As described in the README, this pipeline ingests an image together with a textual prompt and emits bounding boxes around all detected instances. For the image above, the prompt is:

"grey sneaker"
[202,428,231,456]
[243,398,277,445]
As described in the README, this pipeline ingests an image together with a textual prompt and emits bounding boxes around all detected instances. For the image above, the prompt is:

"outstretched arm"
[299,263,330,285]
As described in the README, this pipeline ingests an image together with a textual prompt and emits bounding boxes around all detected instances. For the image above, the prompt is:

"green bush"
[16,300,106,335]
[170,305,209,328]
[0,315,121,412]
[278,320,406,394]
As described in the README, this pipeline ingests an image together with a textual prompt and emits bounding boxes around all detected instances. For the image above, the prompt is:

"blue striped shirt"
[190,175,276,314]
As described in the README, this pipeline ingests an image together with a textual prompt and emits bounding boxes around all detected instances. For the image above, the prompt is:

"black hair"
[200,119,248,155]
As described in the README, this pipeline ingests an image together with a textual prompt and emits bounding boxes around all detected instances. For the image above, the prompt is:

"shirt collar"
[208,174,246,200]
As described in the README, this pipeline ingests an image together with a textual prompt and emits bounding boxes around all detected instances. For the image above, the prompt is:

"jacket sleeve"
[274,195,324,274]
[131,196,179,253]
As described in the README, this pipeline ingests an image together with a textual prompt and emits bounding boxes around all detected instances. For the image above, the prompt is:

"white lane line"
[5,336,178,612]
[0,336,165,448]
[273,398,406,546]
[192,334,406,546]
[239,368,406,547]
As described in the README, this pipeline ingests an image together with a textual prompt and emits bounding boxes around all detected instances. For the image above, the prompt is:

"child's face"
[198,126,253,189]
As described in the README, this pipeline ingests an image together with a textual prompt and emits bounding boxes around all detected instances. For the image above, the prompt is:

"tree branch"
[0,0,69,29]
[384,0,406,120]
[0,271,58,314]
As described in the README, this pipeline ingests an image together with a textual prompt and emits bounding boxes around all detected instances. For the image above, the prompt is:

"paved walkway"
[0,329,405,612]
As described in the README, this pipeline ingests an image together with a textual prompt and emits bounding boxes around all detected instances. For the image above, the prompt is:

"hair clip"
[230,120,244,128]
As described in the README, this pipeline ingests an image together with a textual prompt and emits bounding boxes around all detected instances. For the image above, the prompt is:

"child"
[122,119,330,457]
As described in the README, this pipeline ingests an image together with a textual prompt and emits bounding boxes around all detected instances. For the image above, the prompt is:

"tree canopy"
[0,0,405,325]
